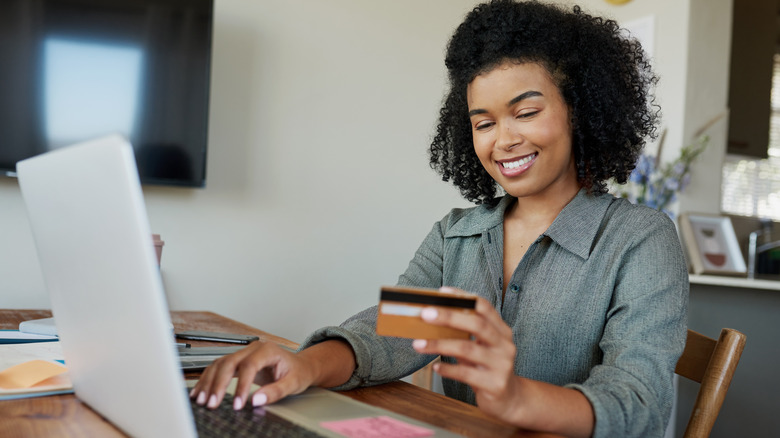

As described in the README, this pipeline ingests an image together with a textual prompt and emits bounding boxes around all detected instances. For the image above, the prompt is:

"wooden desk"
[0,309,549,437]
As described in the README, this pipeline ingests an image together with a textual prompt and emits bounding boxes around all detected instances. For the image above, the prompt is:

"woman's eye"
[474,121,495,131]
[517,110,539,119]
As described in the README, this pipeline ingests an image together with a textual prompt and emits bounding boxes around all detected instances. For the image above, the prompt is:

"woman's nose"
[496,121,523,151]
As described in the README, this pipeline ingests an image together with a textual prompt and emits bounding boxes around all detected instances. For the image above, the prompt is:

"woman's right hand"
[190,341,315,411]
[190,339,356,411]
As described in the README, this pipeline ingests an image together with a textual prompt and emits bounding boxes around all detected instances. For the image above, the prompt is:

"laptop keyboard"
[190,392,327,437]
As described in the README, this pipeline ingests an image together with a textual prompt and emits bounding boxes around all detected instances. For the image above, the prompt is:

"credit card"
[375,286,476,339]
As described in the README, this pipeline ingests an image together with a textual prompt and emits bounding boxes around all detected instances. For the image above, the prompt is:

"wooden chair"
[409,328,747,438]
[411,356,440,388]
[676,328,746,438]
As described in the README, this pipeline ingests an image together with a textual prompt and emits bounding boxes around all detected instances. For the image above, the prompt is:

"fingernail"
[196,391,207,405]
[421,307,438,321]
[253,392,268,407]
[189,387,197,398]
[207,394,218,409]
[439,287,455,293]
[233,396,243,410]
[412,339,427,349]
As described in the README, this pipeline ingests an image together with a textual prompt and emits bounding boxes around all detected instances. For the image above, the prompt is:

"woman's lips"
[498,153,537,177]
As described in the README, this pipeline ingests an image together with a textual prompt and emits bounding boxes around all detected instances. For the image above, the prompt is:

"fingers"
[433,359,517,397]
[190,342,293,410]
[232,354,266,410]
[191,342,258,408]
[413,336,515,394]
[413,337,507,369]
[423,293,513,347]
[412,287,516,393]
[251,371,305,406]
[412,329,515,385]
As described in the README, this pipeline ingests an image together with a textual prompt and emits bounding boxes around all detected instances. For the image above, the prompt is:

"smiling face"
[467,61,580,202]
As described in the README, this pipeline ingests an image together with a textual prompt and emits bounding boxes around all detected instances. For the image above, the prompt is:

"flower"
[614,134,709,219]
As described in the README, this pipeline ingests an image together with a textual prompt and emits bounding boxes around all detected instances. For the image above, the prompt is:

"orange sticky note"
[320,416,434,438]
[0,360,68,389]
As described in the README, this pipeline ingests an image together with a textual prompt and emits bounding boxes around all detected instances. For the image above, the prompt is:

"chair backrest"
[675,328,747,438]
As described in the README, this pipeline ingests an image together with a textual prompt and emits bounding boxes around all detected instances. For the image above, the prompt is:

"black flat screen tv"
[0,0,213,187]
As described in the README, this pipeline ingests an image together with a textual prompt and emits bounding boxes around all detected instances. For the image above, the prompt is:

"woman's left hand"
[411,286,522,424]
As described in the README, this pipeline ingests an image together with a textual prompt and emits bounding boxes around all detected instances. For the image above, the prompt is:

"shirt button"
[509,284,520,293]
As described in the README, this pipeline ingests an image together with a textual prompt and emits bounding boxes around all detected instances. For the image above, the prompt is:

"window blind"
[722,53,780,219]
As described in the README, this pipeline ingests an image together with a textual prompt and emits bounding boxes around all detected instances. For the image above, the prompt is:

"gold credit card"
[375,286,476,340]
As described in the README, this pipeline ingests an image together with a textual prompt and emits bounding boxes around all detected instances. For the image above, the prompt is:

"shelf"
[689,274,780,291]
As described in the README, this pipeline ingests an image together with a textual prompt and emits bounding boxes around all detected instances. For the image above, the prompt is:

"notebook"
[17,135,459,437]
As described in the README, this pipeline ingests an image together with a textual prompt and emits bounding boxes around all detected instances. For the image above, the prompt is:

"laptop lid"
[17,135,197,437]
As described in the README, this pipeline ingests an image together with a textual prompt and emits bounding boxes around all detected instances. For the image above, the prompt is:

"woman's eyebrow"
[508,90,543,106]
[468,90,544,117]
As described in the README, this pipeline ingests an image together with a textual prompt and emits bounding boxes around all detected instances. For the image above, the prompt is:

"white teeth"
[501,154,535,169]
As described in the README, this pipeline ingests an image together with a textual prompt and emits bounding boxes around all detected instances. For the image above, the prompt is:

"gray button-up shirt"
[301,189,688,437]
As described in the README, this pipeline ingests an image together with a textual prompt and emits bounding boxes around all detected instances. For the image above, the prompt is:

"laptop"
[17,135,460,437]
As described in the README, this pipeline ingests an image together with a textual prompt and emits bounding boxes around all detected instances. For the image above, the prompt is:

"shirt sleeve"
[565,211,689,438]
[297,217,449,390]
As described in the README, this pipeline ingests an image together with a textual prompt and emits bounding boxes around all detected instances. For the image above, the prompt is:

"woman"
[192,1,688,437]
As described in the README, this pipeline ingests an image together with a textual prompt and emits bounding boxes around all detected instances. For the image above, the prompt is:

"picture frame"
[679,213,747,276]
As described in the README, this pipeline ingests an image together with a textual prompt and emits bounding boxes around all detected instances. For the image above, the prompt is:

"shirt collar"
[444,195,514,238]
[545,189,613,259]
[444,189,614,260]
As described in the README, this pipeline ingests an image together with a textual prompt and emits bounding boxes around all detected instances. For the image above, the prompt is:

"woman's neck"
[506,185,581,227]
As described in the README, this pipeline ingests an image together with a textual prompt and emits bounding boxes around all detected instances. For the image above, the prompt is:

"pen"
[176,342,191,348]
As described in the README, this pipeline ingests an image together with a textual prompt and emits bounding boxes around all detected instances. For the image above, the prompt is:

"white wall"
[677,0,733,216]
[0,0,730,345]
[0,0,476,343]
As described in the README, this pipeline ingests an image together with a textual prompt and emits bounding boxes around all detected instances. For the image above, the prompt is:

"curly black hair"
[429,0,660,206]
